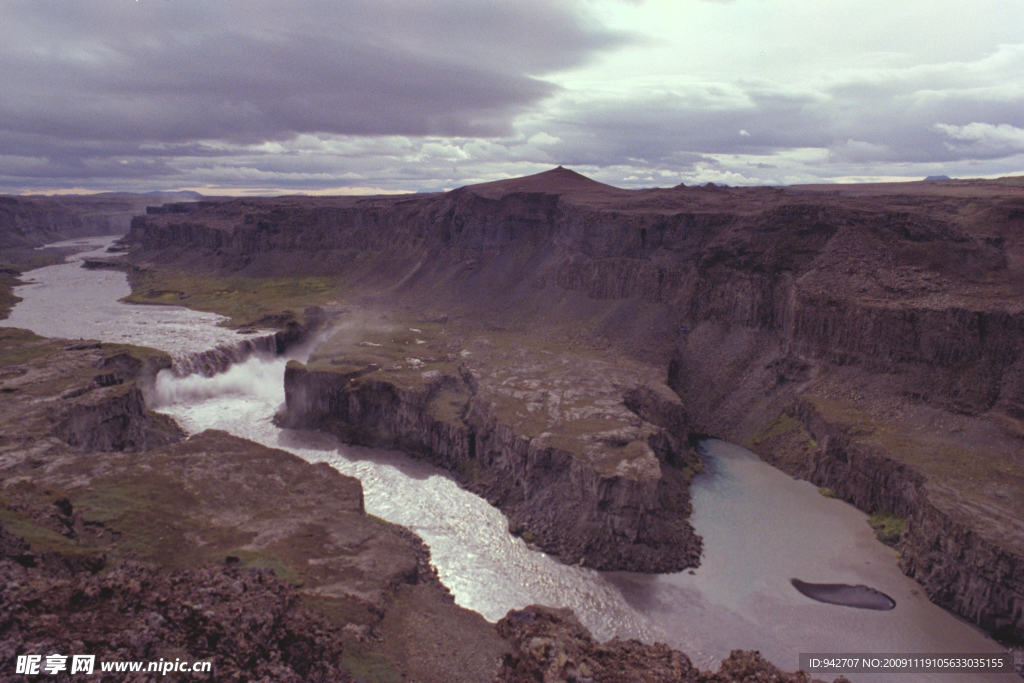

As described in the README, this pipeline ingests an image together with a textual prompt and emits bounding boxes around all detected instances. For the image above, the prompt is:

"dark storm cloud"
[0,0,630,187]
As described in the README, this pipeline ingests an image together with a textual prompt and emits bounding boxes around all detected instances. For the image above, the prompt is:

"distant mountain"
[144,190,205,201]
[463,166,624,202]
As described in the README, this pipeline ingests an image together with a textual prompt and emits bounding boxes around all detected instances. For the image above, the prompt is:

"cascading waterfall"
[152,354,289,407]
[167,335,282,378]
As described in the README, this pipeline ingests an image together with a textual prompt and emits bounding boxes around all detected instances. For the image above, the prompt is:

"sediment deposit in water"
[122,167,1024,641]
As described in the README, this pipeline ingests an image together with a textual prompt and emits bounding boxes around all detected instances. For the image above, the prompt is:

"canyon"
[1,168,1022,680]
[124,167,1024,644]
[0,254,846,681]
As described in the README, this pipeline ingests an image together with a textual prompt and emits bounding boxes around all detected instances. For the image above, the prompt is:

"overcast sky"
[3,0,1024,194]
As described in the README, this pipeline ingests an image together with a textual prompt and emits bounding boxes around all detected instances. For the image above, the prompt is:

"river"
[2,236,1014,682]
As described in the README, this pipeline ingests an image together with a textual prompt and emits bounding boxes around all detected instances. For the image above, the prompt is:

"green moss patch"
[0,327,64,367]
[215,549,303,586]
[751,412,818,450]
[0,271,22,320]
[125,267,339,328]
[341,649,403,683]
[868,511,906,546]
[72,478,253,569]
[0,505,77,553]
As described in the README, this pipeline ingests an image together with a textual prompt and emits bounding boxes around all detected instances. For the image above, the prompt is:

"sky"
[3,0,1024,195]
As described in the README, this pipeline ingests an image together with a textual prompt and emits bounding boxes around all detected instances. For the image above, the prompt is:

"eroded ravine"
[1,236,1015,681]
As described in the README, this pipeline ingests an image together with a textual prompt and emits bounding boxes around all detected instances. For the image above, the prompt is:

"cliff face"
[0,332,184,462]
[125,168,1024,638]
[277,324,701,572]
[0,194,160,250]
[125,176,1024,417]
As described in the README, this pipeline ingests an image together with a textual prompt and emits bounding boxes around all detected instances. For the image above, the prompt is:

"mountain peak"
[464,167,622,201]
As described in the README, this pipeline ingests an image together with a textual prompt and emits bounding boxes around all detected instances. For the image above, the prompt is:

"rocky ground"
[495,605,848,683]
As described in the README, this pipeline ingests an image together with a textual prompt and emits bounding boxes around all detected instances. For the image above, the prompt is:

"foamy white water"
[4,238,1015,682]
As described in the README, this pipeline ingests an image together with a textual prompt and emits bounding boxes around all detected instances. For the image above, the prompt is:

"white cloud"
[936,122,1024,152]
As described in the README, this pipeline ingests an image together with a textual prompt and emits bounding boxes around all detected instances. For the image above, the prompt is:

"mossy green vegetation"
[124,266,339,327]
[73,478,252,569]
[868,511,906,546]
[817,487,839,498]
[215,549,303,586]
[341,648,404,683]
[679,462,703,480]
[751,412,818,451]
[752,413,800,444]
[0,485,107,561]
[0,327,64,366]
[0,502,80,554]
[806,393,1024,520]
[0,271,22,320]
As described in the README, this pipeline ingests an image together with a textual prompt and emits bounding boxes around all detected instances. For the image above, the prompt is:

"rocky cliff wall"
[747,398,1024,641]
[277,359,700,573]
[54,383,184,452]
[0,195,158,249]
[126,185,1023,414]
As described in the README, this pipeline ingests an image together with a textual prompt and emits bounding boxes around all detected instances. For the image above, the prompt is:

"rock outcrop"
[0,331,183,463]
[495,605,849,683]
[277,323,702,571]
[170,306,326,377]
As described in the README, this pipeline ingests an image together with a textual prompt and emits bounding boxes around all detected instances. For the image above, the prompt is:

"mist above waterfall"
[151,355,287,407]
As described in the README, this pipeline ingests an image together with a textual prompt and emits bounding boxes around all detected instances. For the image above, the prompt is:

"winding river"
[2,236,1014,682]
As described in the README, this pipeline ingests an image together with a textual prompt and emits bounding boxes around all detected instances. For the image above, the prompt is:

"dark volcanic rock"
[0,536,353,683]
[495,605,848,683]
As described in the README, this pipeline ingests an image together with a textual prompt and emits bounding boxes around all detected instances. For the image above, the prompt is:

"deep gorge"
[124,168,1024,644]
